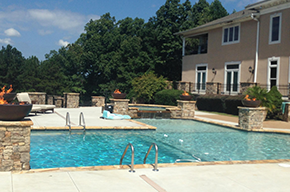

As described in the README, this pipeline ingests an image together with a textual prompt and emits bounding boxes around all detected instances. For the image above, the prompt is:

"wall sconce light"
[212,68,216,75]
[249,66,254,74]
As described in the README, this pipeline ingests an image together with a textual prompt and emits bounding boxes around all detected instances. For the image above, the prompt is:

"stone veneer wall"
[238,107,267,131]
[27,92,46,104]
[176,100,196,118]
[206,82,221,94]
[110,99,129,115]
[239,82,259,95]
[169,107,182,118]
[64,93,80,108]
[91,96,105,107]
[0,120,33,171]
[128,107,138,118]
[47,95,64,108]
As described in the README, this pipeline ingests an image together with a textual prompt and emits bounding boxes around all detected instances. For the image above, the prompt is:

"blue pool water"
[30,119,290,169]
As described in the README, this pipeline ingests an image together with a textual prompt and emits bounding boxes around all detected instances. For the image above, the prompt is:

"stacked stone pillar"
[177,100,196,118]
[64,93,80,108]
[0,120,33,171]
[238,107,267,131]
[27,92,46,104]
[91,96,105,107]
[110,99,130,115]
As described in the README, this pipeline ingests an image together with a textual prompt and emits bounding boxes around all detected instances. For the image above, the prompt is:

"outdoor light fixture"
[249,66,254,74]
[212,68,216,75]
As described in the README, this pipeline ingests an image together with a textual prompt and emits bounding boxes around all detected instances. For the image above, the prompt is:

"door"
[196,65,207,92]
[225,63,240,94]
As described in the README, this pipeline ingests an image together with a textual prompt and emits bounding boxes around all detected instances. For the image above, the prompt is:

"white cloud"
[58,39,69,47]
[4,28,21,37]
[38,29,53,36]
[0,38,12,45]
[28,9,86,31]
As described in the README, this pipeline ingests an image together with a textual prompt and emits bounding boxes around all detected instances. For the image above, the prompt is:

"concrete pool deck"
[3,162,290,191]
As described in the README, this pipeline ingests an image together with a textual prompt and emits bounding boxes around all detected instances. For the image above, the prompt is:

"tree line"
[0,0,228,102]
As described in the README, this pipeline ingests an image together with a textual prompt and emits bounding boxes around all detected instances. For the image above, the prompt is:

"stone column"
[109,99,129,115]
[128,107,138,118]
[91,96,105,107]
[240,82,259,95]
[0,120,33,171]
[27,92,46,104]
[64,93,80,108]
[238,107,267,131]
[206,82,221,94]
[177,100,196,118]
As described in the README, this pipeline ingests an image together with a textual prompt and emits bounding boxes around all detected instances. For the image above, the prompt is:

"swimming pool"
[30,119,290,169]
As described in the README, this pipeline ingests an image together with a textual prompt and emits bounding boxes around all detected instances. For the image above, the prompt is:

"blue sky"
[0,0,259,61]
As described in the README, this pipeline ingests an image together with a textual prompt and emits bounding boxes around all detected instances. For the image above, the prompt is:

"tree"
[209,0,228,21]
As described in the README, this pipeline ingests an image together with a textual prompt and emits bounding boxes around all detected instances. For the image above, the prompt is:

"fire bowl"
[242,100,261,108]
[3,92,17,102]
[112,93,127,99]
[179,95,193,101]
[0,104,32,121]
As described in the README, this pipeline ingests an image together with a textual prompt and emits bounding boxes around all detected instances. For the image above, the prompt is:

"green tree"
[209,0,228,21]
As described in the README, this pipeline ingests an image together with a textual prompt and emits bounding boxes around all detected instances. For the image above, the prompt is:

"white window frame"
[267,57,280,90]
[222,24,240,45]
[195,64,208,92]
[223,61,241,94]
[269,13,282,44]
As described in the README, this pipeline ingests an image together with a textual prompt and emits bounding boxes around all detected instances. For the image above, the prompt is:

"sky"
[0,0,260,61]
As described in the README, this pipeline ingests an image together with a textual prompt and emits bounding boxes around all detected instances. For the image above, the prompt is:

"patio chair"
[16,93,56,113]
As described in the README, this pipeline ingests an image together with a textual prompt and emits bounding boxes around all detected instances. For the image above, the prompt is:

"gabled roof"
[175,0,285,37]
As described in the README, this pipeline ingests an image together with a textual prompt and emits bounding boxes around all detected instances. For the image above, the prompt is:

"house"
[175,0,290,96]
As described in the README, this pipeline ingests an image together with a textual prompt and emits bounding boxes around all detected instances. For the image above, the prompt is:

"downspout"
[182,37,185,57]
[251,13,260,83]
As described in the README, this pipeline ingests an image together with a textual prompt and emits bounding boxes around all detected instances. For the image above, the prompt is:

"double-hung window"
[222,25,240,45]
[269,13,282,44]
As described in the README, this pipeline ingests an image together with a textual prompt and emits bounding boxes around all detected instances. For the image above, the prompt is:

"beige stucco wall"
[182,20,257,85]
[182,8,290,88]
[256,9,290,85]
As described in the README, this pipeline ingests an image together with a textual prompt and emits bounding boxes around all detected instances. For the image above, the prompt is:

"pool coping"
[16,159,290,174]
[31,119,157,130]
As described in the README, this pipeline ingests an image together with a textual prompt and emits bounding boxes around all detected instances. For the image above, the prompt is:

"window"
[224,62,240,94]
[196,64,207,92]
[269,13,281,44]
[268,57,280,90]
[185,34,208,55]
[222,25,240,45]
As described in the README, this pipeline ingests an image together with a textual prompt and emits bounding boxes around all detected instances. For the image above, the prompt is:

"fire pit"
[112,89,126,99]
[180,91,193,101]
[0,85,32,121]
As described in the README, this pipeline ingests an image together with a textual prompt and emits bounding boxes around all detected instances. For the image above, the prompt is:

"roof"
[175,0,286,37]
[175,9,257,37]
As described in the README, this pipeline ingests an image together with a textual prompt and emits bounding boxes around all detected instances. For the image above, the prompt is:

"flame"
[244,94,256,101]
[182,91,189,96]
[114,89,121,94]
[0,85,13,104]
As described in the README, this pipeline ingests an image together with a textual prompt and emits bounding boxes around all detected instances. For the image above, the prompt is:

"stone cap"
[109,99,130,102]
[177,100,196,103]
[238,107,267,110]
[0,119,33,127]
[27,92,46,95]
[63,92,80,96]
[91,96,105,98]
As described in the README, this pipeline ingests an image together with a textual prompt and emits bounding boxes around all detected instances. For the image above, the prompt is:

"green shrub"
[224,95,244,115]
[197,94,243,115]
[155,89,185,106]
[266,86,283,119]
[131,72,167,104]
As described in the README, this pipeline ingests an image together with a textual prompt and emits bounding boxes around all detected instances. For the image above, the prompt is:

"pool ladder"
[65,112,86,133]
[120,143,158,172]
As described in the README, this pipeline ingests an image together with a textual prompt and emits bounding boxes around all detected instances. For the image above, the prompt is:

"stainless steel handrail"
[79,112,86,133]
[143,143,158,171]
[120,143,135,172]
[65,112,71,133]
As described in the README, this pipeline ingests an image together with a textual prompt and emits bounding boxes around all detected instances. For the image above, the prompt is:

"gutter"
[251,13,260,83]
